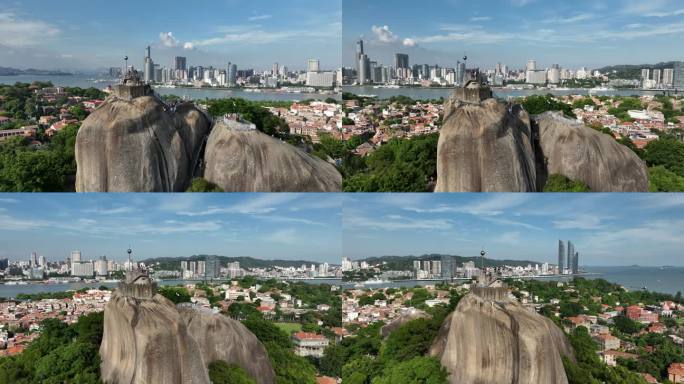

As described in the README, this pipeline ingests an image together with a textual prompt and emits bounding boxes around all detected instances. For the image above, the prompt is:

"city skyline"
[0,0,341,71]
[342,194,684,266]
[0,194,342,263]
[343,0,684,70]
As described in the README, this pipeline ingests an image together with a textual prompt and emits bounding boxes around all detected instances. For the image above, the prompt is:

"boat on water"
[363,278,389,285]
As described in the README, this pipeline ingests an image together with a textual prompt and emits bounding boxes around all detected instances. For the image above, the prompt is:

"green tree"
[157,286,191,304]
[648,166,684,192]
[372,357,448,384]
[543,174,591,192]
[643,138,684,177]
[186,178,224,192]
[208,360,256,384]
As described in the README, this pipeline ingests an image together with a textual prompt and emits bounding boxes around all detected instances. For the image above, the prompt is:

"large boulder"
[436,98,537,192]
[428,292,574,384]
[178,306,276,384]
[535,111,649,192]
[99,292,210,384]
[75,97,210,192]
[203,120,342,192]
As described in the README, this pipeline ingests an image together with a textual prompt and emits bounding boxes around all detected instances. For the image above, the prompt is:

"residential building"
[292,332,329,358]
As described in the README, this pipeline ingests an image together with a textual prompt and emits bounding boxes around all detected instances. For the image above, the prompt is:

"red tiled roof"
[293,331,326,341]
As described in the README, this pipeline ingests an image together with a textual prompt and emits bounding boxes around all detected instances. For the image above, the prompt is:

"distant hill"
[598,62,679,80]
[141,255,325,271]
[356,254,546,271]
[0,67,73,76]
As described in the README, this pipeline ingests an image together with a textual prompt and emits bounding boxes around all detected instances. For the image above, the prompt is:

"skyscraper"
[205,256,220,280]
[144,46,154,83]
[272,62,279,77]
[395,53,409,70]
[307,59,320,72]
[441,255,454,281]
[567,241,574,273]
[558,240,565,274]
[663,68,675,86]
[174,56,187,71]
[573,252,579,274]
[673,62,684,90]
[355,38,364,81]
[359,54,370,85]
[227,63,237,86]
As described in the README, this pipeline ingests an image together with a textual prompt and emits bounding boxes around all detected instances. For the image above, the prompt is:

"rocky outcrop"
[535,111,649,192]
[75,96,210,192]
[380,308,431,338]
[203,120,342,192]
[100,291,275,384]
[428,292,574,384]
[178,306,276,384]
[436,91,649,192]
[99,292,210,384]
[436,98,537,192]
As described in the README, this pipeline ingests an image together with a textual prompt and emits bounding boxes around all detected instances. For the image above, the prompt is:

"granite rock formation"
[428,291,574,384]
[534,111,649,192]
[100,270,275,384]
[203,118,342,192]
[75,95,210,192]
[99,291,211,384]
[436,98,537,192]
[178,306,276,384]
[436,88,649,192]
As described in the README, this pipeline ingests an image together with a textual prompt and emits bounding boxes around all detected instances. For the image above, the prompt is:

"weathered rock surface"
[436,93,650,192]
[75,96,210,192]
[203,121,342,192]
[99,292,210,384]
[436,98,537,192]
[178,306,276,384]
[380,308,431,338]
[428,292,574,384]
[100,291,275,384]
[535,111,649,192]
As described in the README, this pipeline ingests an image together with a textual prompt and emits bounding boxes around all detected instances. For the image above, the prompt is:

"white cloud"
[183,42,194,50]
[371,25,398,43]
[541,13,594,24]
[553,214,603,230]
[159,32,178,47]
[344,213,453,231]
[0,12,60,48]
[470,16,492,21]
[645,9,684,17]
[402,38,417,47]
[83,206,137,215]
[265,228,297,244]
[248,14,272,21]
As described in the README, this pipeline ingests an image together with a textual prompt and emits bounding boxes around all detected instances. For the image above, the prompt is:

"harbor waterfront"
[0,278,342,299]
[344,85,671,100]
[340,267,683,295]
[0,74,337,101]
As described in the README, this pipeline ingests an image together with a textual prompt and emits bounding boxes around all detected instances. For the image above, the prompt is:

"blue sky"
[343,0,684,70]
[0,0,341,71]
[343,194,684,267]
[0,194,342,264]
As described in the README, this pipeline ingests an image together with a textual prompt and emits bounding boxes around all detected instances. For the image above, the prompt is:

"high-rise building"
[30,252,38,268]
[567,241,575,273]
[673,62,684,90]
[71,250,81,272]
[272,62,279,77]
[174,56,187,72]
[526,59,537,71]
[558,240,565,274]
[72,261,94,278]
[441,255,454,281]
[359,54,370,85]
[39,255,46,268]
[0,258,8,270]
[306,71,335,87]
[456,62,466,85]
[663,68,675,86]
[355,39,364,81]
[548,64,561,84]
[641,68,650,80]
[205,256,220,280]
[573,252,579,275]
[94,256,108,277]
[653,69,662,85]
[413,260,421,270]
[422,260,431,273]
[227,63,237,86]
[144,46,154,83]
[395,53,409,70]
[307,59,320,72]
